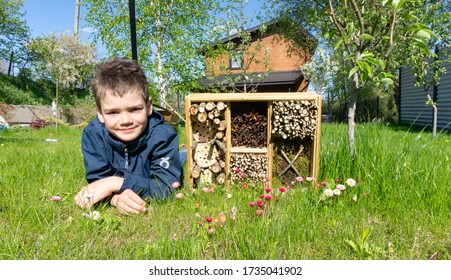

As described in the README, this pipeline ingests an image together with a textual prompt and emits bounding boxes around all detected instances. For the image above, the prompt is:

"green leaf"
[392,0,400,9]
[362,227,371,243]
[415,29,431,40]
[378,59,387,69]
[392,0,406,10]
[359,33,375,41]
[366,57,379,66]
[413,38,432,56]
[381,77,394,85]
[348,66,359,78]
[360,51,374,58]
[408,23,429,32]
[334,39,343,50]
[346,240,358,252]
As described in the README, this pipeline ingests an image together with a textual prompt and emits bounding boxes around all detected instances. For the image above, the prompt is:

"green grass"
[0,123,449,260]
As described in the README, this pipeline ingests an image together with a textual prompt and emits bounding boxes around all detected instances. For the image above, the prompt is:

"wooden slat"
[189,92,320,102]
[230,147,268,154]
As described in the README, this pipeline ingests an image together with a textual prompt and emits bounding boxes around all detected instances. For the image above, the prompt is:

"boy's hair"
[90,57,150,110]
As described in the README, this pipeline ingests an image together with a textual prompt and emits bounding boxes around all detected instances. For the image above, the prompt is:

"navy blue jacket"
[81,110,182,200]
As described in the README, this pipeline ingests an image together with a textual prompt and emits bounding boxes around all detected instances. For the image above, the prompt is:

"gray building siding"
[400,61,451,131]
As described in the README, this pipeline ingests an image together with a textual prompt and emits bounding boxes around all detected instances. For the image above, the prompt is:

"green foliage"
[273,0,439,154]
[81,0,224,106]
[346,227,383,260]
[0,123,450,259]
[26,33,96,99]
[0,0,30,74]
[0,72,92,106]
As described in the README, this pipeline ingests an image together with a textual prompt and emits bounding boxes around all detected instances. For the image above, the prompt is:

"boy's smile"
[97,90,151,142]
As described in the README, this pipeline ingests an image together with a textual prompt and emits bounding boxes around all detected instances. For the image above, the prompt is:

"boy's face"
[97,90,151,142]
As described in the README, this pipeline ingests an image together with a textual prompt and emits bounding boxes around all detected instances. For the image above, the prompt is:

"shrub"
[30,119,49,129]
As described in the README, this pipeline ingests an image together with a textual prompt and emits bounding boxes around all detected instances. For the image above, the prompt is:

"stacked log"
[189,102,227,185]
[230,153,268,182]
[231,102,267,148]
[271,100,318,139]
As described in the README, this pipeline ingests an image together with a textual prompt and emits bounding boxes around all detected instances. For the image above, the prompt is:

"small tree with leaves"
[398,0,450,137]
[27,33,95,128]
[275,0,434,156]
[0,0,31,76]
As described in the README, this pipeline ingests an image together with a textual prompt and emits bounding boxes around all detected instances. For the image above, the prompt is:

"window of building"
[230,51,243,69]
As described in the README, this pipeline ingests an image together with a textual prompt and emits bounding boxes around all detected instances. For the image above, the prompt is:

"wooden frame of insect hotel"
[185,92,322,187]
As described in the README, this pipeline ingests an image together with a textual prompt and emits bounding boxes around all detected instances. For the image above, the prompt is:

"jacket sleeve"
[118,124,182,200]
[82,122,115,183]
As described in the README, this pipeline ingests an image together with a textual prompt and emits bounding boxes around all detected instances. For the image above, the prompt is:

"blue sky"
[21,0,265,57]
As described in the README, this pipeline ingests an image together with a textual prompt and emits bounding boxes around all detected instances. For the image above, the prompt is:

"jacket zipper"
[124,147,129,169]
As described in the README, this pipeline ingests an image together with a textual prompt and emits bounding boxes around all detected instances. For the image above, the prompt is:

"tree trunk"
[55,81,59,132]
[426,91,438,137]
[7,50,13,76]
[347,74,359,157]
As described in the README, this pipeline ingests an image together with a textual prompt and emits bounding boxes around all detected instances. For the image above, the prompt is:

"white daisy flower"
[346,178,356,187]
[324,188,334,197]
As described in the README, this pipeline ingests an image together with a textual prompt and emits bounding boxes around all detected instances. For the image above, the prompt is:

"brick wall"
[206,34,312,75]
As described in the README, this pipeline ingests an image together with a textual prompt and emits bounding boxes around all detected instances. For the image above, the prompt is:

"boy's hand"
[110,189,147,215]
[74,176,123,208]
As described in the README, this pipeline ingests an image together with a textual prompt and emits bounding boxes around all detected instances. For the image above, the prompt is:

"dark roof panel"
[199,70,305,87]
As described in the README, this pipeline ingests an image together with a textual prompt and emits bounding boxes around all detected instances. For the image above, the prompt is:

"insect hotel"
[185,92,322,187]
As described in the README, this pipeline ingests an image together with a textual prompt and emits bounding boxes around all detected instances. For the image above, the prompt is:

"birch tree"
[81,0,223,107]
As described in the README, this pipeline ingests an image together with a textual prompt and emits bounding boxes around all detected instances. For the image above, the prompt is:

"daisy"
[91,211,101,220]
[207,226,215,234]
[218,213,226,223]
[336,184,346,191]
[346,178,357,187]
[333,189,341,196]
[323,188,334,197]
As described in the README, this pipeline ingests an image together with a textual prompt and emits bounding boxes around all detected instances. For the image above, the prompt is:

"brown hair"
[90,57,150,110]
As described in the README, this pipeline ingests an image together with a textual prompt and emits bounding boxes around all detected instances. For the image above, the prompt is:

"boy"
[74,57,183,215]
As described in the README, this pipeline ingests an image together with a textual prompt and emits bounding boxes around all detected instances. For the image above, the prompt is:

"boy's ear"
[96,108,105,123]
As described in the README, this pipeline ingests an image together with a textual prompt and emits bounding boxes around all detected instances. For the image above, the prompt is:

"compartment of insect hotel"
[184,93,321,188]
[187,100,228,186]
[271,100,319,184]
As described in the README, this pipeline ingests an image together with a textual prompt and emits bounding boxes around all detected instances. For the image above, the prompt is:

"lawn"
[0,123,449,260]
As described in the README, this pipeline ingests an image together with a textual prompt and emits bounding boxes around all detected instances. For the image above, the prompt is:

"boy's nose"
[120,112,132,124]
